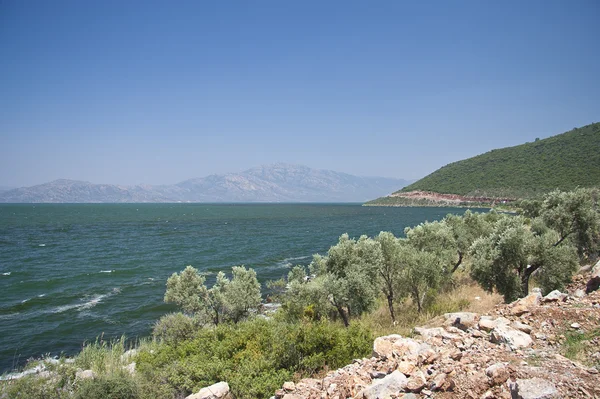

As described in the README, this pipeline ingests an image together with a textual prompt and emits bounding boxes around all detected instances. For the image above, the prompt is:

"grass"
[359,274,502,337]
[562,327,600,366]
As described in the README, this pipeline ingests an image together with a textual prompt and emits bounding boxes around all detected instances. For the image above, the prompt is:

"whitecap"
[1,272,10,276]
[50,288,120,313]
[38,244,46,247]
[38,294,46,298]
[21,298,30,304]
[99,270,114,273]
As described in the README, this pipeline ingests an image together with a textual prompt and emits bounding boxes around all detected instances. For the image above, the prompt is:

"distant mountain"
[0,186,15,193]
[0,164,410,203]
[367,122,600,206]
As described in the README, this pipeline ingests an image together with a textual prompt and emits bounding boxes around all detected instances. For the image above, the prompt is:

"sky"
[1,0,599,187]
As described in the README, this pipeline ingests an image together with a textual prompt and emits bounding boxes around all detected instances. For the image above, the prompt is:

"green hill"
[368,122,600,205]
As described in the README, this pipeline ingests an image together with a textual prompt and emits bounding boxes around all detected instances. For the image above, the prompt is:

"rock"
[510,292,542,316]
[508,377,559,399]
[573,289,586,298]
[406,370,427,393]
[75,369,96,380]
[414,327,445,339]
[429,372,453,391]
[359,370,408,399]
[392,338,422,360]
[282,381,295,391]
[478,318,498,332]
[542,290,567,302]
[186,381,231,399]
[444,312,479,330]
[586,260,600,293]
[401,394,418,399]
[281,395,303,399]
[369,371,387,379]
[570,322,581,329]
[485,363,509,386]
[372,334,402,358]
[396,360,416,375]
[511,321,533,334]
[490,324,533,350]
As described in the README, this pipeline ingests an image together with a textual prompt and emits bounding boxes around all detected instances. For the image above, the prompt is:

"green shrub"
[153,312,200,344]
[74,373,138,399]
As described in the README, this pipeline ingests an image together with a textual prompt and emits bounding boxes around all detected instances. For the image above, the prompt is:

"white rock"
[542,290,566,302]
[443,312,479,330]
[359,370,408,399]
[490,324,533,350]
[508,377,559,399]
[186,381,231,399]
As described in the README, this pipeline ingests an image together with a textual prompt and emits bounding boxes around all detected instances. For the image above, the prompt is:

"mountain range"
[0,164,410,203]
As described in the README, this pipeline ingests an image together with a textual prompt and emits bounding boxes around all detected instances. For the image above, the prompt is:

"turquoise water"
[0,204,465,372]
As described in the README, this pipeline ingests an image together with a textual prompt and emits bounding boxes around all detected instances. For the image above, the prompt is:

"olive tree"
[322,234,382,326]
[398,241,445,313]
[164,265,261,325]
[539,188,599,257]
[470,216,579,302]
[374,231,406,323]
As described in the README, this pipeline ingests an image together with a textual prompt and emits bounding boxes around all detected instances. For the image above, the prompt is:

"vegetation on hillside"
[375,122,600,202]
[2,188,598,399]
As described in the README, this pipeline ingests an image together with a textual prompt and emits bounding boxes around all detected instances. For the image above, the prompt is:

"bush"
[153,312,200,344]
[74,373,139,399]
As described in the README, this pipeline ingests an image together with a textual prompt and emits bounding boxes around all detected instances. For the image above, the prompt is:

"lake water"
[0,204,465,372]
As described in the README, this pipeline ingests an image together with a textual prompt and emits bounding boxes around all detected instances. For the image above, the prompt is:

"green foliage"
[379,122,600,200]
[164,265,261,325]
[152,312,200,344]
[225,266,262,323]
[1,376,71,399]
[470,213,580,302]
[164,265,207,315]
[135,318,372,399]
[74,373,139,399]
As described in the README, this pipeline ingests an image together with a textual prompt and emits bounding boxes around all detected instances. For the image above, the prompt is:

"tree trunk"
[520,263,541,297]
[335,304,350,327]
[387,293,396,323]
[451,251,463,274]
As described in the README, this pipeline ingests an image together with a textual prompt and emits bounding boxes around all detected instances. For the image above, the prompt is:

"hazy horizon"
[2,1,599,187]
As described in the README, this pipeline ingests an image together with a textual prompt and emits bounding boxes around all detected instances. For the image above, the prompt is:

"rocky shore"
[267,264,600,399]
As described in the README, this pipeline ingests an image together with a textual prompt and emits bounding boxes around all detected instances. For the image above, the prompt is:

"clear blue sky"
[1,0,599,187]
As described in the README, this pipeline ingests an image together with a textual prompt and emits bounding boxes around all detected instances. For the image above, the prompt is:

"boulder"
[392,338,422,360]
[443,312,479,330]
[510,291,542,316]
[485,363,509,386]
[282,381,295,391]
[429,372,453,392]
[372,334,402,358]
[542,290,566,302]
[573,289,586,298]
[511,321,533,334]
[508,377,559,399]
[406,370,427,393]
[186,381,231,399]
[586,260,600,293]
[478,318,498,332]
[396,361,416,376]
[490,324,533,350]
[359,370,408,399]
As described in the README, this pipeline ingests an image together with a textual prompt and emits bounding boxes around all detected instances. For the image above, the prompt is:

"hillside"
[0,164,409,203]
[368,122,600,206]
